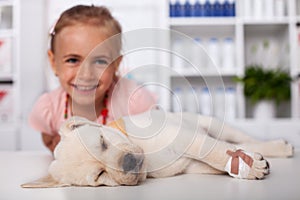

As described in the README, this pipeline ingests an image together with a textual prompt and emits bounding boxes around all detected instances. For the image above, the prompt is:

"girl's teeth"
[75,85,97,91]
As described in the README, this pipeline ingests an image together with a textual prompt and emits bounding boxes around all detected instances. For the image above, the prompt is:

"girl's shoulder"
[40,87,65,100]
[29,87,66,135]
[35,87,65,108]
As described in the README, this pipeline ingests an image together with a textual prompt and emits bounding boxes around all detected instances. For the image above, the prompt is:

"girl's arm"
[41,133,61,153]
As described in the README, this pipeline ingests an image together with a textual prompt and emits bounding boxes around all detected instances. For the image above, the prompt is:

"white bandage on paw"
[224,150,254,179]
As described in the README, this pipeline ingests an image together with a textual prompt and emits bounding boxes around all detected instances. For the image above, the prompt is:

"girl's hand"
[42,133,61,153]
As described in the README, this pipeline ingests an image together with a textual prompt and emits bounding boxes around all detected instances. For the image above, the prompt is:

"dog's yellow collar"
[108,118,128,136]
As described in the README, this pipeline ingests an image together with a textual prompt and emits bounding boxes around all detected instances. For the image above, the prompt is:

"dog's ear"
[59,116,102,137]
[59,116,89,137]
[21,175,69,188]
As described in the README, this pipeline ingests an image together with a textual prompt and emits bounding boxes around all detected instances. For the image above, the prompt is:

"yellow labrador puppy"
[22,110,293,187]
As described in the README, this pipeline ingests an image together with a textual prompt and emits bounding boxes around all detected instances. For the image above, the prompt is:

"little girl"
[29,5,157,152]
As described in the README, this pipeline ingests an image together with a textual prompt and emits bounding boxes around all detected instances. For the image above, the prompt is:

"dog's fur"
[22,110,293,187]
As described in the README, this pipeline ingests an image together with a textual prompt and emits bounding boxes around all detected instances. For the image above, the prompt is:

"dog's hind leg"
[198,115,259,144]
[237,139,294,158]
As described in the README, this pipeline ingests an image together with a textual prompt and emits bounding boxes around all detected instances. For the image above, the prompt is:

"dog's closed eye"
[100,135,108,151]
[70,124,84,130]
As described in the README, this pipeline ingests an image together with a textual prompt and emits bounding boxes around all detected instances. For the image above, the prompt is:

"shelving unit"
[0,0,20,150]
[168,0,300,120]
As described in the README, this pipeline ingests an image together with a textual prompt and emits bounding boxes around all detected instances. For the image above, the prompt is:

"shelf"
[242,17,290,25]
[171,68,237,77]
[0,0,14,7]
[169,17,290,26]
[170,17,236,26]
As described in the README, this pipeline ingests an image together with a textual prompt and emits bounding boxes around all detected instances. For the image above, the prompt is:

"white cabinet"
[168,0,298,118]
[0,0,19,150]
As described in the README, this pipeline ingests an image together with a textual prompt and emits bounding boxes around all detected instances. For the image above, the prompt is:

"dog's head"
[22,116,146,188]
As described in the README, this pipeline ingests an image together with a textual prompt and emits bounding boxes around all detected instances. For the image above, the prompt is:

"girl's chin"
[72,88,97,96]
[70,92,97,106]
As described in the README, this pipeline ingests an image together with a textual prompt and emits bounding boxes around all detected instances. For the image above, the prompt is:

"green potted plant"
[235,65,292,118]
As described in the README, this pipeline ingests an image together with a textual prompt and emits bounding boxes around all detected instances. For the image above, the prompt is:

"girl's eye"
[94,59,108,65]
[66,58,79,64]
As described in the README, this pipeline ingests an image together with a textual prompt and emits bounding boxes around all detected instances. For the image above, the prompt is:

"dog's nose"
[122,153,144,173]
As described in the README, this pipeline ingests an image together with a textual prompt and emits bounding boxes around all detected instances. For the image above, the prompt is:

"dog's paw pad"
[253,152,263,160]
[249,152,270,179]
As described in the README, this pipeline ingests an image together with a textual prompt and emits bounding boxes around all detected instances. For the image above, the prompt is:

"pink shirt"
[29,78,157,136]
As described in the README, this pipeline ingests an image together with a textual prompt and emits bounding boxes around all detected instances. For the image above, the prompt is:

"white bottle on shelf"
[191,37,207,72]
[243,0,252,18]
[185,87,198,113]
[253,0,263,19]
[265,0,274,18]
[222,37,235,71]
[225,87,236,119]
[172,87,184,112]
[275,0,285,17]
[207,37,221,70]
[172,38,185,73]
[214,86,224,119]
[200,87,212,115]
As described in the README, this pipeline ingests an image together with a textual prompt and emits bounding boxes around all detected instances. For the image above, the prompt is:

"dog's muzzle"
[122,153,144,173]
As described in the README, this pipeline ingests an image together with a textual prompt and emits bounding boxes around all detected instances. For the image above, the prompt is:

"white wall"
[19,0,48,151]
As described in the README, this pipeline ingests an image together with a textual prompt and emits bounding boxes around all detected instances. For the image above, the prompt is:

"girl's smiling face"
[48,24,122,107]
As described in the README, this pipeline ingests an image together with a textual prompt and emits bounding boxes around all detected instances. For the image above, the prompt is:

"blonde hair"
[50,5,122,54]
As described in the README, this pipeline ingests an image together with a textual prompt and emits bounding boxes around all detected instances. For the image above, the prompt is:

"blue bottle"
[223,0,230,16]
[203,0,212,17]
[170,0,176,17]
[193,0,200,16]
[174,0,184,17]
[227,0,235,17]
[184,0,192,17]
[198,0,206,17]
[231,0,235,16]
[213,0,222,16]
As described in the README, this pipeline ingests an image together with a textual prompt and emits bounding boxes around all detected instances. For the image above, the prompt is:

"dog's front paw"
[247,153,270,179]
[225,150,270,180]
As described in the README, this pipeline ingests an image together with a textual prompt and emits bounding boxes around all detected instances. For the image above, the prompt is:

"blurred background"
[0,0,300,151]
